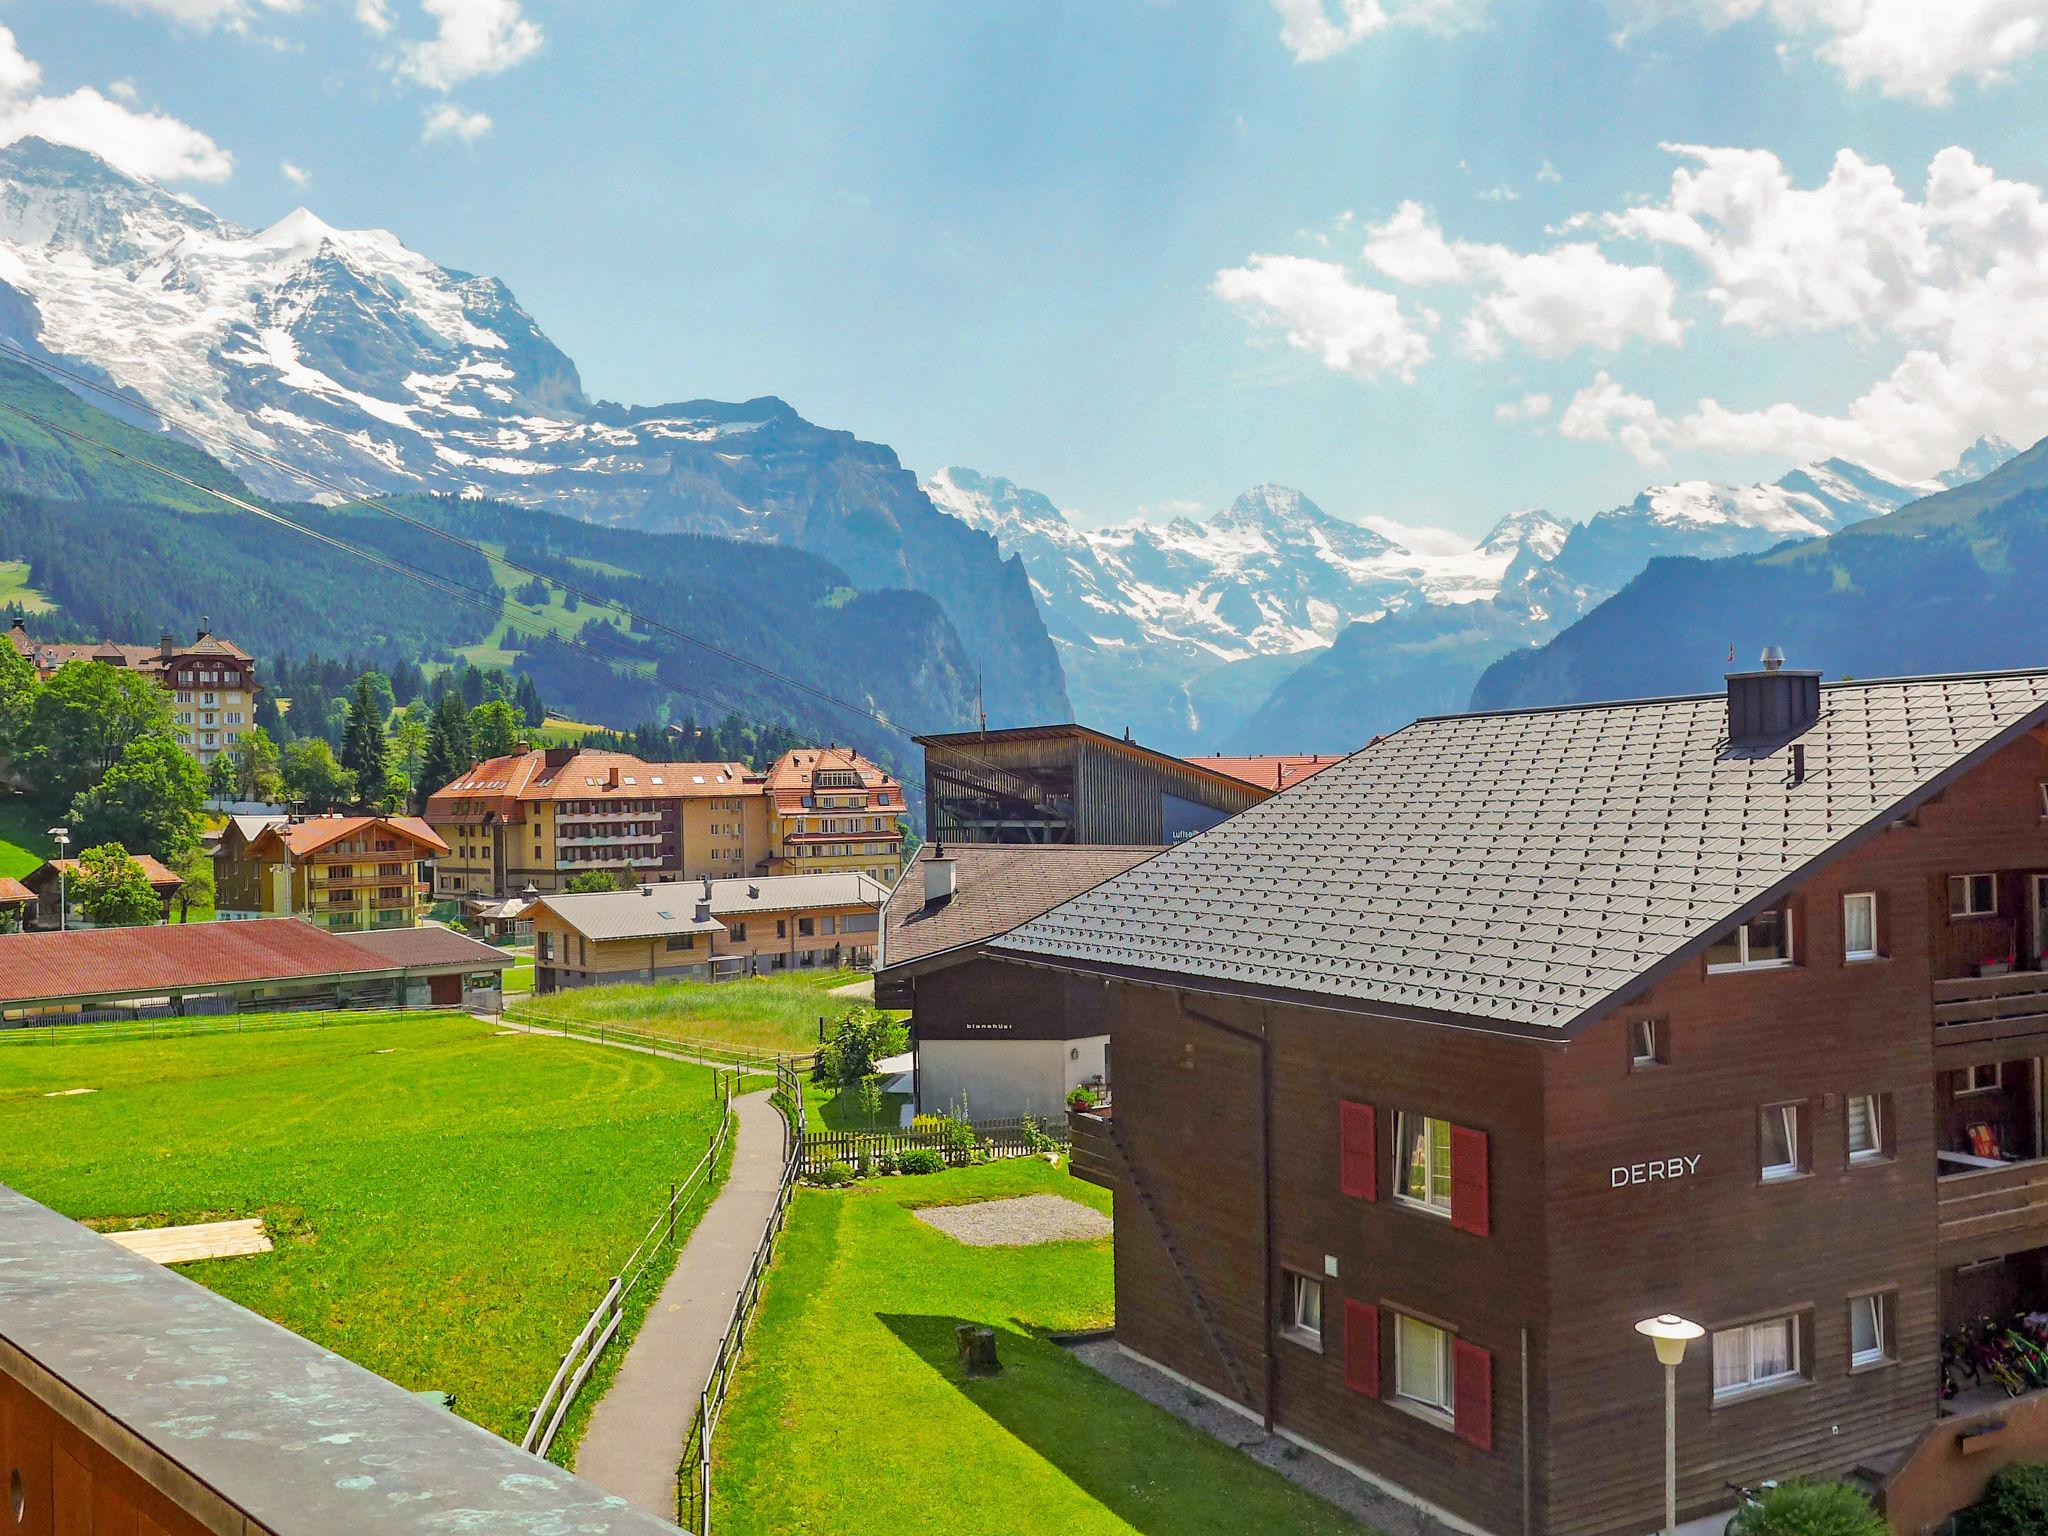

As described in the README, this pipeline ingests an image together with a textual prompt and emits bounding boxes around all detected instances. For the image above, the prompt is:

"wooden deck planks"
[105,1219,272,1265]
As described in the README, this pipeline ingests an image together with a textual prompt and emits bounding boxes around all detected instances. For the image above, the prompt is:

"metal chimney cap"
[1760,645,1786,671]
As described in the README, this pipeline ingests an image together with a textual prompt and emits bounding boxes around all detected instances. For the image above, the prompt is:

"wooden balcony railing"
[1933,971,2048,1051]
[1938,1156,2048,1264]
[1067,1106,1117,1190]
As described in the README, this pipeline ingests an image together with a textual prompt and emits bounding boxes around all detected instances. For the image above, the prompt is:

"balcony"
[1934,971,2048,1062]
[1939,1157,2048,1265]
[1067,1104,1117,1190]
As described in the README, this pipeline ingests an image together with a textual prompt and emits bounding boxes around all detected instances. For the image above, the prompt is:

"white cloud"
[0,27,231,183]
[401,0,542,90]
[280,159,309,185]
[1576,143,2048,477]
[94,0,302,33]
[1359,513,1476,555]
[1363,200,1686,357]
[421,102,492,142]
[1536,159,1562,183]
[1495,392,1553,422]
[1610,0,2048,103]
[356,0,394,33]
[1269,0,1486,61]
[1477,183,1519,203]
[1213,254,1437,381]
[1559,372,1675,467]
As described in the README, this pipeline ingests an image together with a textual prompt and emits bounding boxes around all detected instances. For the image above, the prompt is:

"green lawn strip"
[515,973,892,1057]
[0,1012,729,1460]
[503,959,535,995]
[0,793,60,879]
[712,1161,1366,1536]
[802,1075,912,1132]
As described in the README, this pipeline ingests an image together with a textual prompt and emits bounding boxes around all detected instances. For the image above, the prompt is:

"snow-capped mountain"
[930,443,2006,753]
[0,138,1067,724]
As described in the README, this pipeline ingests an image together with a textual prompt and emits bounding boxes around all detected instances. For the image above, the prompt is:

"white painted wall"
[917,1035,1108,1121]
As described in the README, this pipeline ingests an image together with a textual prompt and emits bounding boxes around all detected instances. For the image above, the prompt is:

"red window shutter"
[1454,1339,1493,1450]
[1339,1101,1377,1200]
[1450,1126,1490,1236]
[1343,1300,1380,1398]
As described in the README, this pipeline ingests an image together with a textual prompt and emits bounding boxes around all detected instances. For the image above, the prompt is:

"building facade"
[991,663,2048,1536]
[23,855,184,930]
[6,618,259,765]
[526,872,888,992]
[762,746,907,882]
[214,813,448,930]
[919,724,1274,846]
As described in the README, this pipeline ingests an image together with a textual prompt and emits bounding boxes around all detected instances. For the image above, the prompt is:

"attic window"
[623,776,637,785]
[650,776,664,785]
[1706,908,1793,973]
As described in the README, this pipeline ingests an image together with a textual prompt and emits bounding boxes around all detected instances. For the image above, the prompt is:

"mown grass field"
[713,1160,1364,1535]
[0,1010,728,1461]
[514,969,881,1056]
[452,545,654,673]
[0,794,57,879]
[0,558,53,614]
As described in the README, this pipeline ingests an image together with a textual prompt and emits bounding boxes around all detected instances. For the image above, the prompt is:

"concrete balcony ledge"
[0,1185,681,1535]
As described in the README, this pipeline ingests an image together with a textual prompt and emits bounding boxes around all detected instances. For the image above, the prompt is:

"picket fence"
[798,1113,1069,1176]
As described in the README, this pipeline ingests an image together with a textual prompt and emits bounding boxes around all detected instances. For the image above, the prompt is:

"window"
[1847,1094,1885,1164]
[1283,1272,1323,1350]
[798,917,815,937]
[1394,1314,1453,1418]
[1850,1294,1891,1369]
[1959,1062,2001,1096]
[1951,874,1998,917]
[1395,1113,1453,1215]
[1707,907,1793,972]
[1760,1103,1804,1181]
[730,921,747,943]
[1843,893,1878,960]
[1712,1316,1801,1400]
[1630,1019,1662,1069]
[665,935,693,952]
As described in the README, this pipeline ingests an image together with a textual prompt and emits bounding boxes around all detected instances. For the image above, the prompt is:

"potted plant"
[1066,1085,1099,1113]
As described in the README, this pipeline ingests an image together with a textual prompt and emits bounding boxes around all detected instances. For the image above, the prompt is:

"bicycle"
[1724,1477,1780,1534]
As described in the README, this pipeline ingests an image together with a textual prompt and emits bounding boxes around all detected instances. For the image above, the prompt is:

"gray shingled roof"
[992,671,2048,1032]
[533,872,888,941]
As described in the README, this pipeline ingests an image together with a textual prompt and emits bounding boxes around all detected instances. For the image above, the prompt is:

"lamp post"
[1635,1314,1704,1536]
[46,826,69,931]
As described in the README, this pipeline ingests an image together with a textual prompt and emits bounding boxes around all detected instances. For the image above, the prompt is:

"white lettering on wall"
[1609,1154,1703,1189]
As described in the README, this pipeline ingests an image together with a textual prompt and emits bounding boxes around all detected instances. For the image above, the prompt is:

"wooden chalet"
[988,659,2048,1535]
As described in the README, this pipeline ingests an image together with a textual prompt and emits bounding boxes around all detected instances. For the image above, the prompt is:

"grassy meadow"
[0,1010,729,1461]
[513,968,880,1057]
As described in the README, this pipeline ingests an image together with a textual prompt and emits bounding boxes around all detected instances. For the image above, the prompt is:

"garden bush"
[1961,1461,2048,1536]
[811,1007,907,1086]
[809,1161,856,1188]
[1725,1481,1886,1536]
[896,1149,944,1175]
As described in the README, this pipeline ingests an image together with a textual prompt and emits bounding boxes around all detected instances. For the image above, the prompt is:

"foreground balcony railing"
[1934,971,2048,1047]
[1937,1153,2048,1263]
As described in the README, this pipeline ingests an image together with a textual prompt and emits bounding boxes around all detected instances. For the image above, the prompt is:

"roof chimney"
[606,765,620,789]
[924,846,956,907]
[641,883,653,898]
[196,615,211,642]
[158,630,174,659]
[1727,646,1821,749]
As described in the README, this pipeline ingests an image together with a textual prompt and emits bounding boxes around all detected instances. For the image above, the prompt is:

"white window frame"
[1843,892,1879,962]
[1847,1094,1884,1165]
[1712,1316,1802,1401]
[1706,908,1795,974]
[1394,1112,1453,1217]
[1630,1018,1661,1069]
[1849,1294,1888,1369]
[1760,1102,1803,1182]
[1958,1062,2001,1097]
[1950,873,1998,917]
[1282,1271,1323,1351]
[2039,780,2048,819]
[1393,1313,1454,1421]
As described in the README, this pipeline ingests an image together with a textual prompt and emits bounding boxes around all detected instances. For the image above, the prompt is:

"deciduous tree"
[71,842,162,928]
[282,738,356,812]
[21,660,174,795]
[468,698,523,760]
[70,734,206,866]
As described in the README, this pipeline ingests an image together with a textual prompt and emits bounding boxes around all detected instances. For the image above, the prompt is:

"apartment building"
[5,618,258,764]
[988,660,2048,1536]
[423,746,771,898]
[214,813,448,930]
[761,746,906,883]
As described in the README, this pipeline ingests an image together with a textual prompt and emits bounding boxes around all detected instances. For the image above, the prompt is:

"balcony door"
[2033,875,2048,967]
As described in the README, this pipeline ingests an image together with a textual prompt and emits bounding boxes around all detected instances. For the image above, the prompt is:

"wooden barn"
[987,660,2048,1535]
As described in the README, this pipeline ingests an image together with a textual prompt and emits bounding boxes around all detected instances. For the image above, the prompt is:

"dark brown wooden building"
[917,723,1271,845]
[989,661,2048,1536]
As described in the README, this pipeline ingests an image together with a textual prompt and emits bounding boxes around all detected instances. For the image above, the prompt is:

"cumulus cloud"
[355,0,394,33]
[280,159,309,185]
[401,0,542,90]
[1362,200,1686,357]
[94,0,302,33]
[1576,143,2048,476]
[1495,392,1553,422]
[1213,254,1437,380]
[1610,0,2048,103]
[1269,0,1486,62]
[421,102,492,142]
[0,26,232,182]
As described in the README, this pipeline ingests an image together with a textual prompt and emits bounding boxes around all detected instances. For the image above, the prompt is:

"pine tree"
[339,676,388,808]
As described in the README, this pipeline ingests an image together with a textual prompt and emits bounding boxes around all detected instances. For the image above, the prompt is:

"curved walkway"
[574,1086,788,1520]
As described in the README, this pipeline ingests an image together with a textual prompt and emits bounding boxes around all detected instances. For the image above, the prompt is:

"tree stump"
[956,1324,1000,1377]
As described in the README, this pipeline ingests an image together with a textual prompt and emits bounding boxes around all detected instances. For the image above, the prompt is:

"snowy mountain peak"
[1477,507,1571,561]
[1940,435,2022,488]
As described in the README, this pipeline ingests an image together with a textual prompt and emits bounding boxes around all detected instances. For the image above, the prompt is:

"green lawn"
[804,1074,912,1131]
[0,1010,729,1462]
[713,1161,1366,1536]
[515,970,887,1057]
[503,958,535,994]
[0,794,58,879]
[0,558,53,614]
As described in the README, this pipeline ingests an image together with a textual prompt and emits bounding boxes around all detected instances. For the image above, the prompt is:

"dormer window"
[1706,907,1793,973]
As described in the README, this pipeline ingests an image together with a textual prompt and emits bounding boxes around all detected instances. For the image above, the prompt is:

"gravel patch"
[912,1195,1113,1246]
[1064,1337,1464,1536]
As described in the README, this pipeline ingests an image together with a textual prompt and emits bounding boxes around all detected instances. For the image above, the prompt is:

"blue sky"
[14,0,2048,539]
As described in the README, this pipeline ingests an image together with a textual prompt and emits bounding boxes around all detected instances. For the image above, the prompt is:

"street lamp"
[46,826,69,931]
[1636,1314,1705,1536]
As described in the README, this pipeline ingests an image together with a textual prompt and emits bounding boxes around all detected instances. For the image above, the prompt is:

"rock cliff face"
[0,138,1067,725]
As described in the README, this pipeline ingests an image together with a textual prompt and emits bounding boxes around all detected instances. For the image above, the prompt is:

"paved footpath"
[574,1086,787,1520]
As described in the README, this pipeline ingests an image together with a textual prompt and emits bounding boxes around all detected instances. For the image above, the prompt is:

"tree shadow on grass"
[877,1313,1348,1536]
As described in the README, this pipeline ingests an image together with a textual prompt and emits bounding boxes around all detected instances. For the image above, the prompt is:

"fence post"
[700,1389,712,1536]
[668,1181,677,1244]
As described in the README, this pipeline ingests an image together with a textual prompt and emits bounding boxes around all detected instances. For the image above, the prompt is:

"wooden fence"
[676,1062,806,1535]
[521,1090,736,1460]
[798,1113,1069,1176]
[500,1003,811,1075]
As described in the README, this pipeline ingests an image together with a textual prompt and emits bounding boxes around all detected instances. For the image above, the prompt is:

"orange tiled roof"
[0,876,32,904]
[424,748,761,817]
[32,854,184,891]
[763,745,902,794]
[259,814,451,858]
[1184,754,1345,792]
